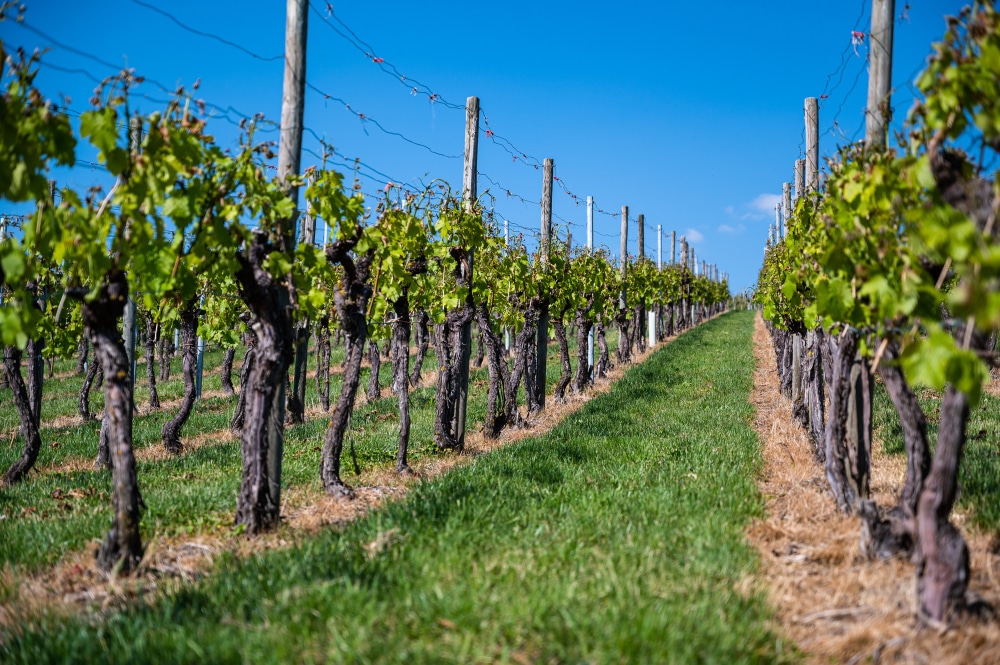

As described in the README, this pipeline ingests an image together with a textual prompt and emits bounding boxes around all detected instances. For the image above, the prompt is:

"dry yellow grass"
[747,313,1000,664]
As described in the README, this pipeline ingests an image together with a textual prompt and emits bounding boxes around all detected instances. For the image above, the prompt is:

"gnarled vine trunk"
[158,336,172,382]
[231,333,255,434]
[552,318,572,402]
[804,328,827,463]
[366,339,382,403]
[3,347,43,485]
[76,336,89,375]
[315,315,331,412]
[391,292,413,473]
[233,233,294,534]
[83,270,143,573]
[409,309,429,387]
[572,300,594,394]
[476,304,510,439]
[824,329,868,514]
[595,323,610,379]
[615,306,633,365]
[433,306,474,450]
[320,240,374,498]
[144,315,161,410]
[504,306,540,428]
[220,347,236,396]
[917,386,971,622]
[161,300,198,455]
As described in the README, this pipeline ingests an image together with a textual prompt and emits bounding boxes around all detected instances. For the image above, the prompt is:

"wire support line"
[19,24,278,135]
[128,0,283,63]
[305,83,461,160]
[308,1,463,110]
[19,20,454,161]
[817,0,870,109]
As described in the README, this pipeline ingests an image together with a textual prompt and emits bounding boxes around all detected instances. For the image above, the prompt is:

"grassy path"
[3,312,795,663]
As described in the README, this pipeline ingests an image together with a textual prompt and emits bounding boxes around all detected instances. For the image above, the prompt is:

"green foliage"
[756,2,1000,404]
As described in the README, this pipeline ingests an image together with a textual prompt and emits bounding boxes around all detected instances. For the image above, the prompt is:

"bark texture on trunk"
[791,334,807,427]
[366,339,382,403]
[595,323,610,379]
[879,340,930,521]
[233,233,294,534]
[158,337,172,382]
[845,353,873,505]
[409,309,429,387]
[287,318,310,424]
[315,316,331,412]
[473,325,485,369]
[76,335,89,375]
[504,306,540,428]
[825,330,862,514]
[917,387,971,623]
[632,303,646,354]
[320,239,374,498]
[78,340,101,422]
[231,337,255,434]
[552,318,572,402]
[161,300,198,455]
[615,306,633,365]
[572,302,594,394]
[220,347,236,396]
[391,292,413,473]
[84,270,143,573]
[3,347,43,485]
[433,307,474,450]
[805,328,827,463]
[144,315,160,410]
[477,304,510,439]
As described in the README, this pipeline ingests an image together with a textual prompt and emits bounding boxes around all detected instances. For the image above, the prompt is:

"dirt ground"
[747,313,1000,664]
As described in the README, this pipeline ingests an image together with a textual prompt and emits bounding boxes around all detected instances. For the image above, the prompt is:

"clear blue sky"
[0,0,967,293]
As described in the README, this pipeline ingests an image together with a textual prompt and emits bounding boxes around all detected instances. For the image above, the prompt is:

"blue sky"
[0,0,968,292]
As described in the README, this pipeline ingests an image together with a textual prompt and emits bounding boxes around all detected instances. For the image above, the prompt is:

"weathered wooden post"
[533,157,553,409]
[454,95,480,446]
[805,97,819,193]
[866,0,895,148]
[586,195,594,373]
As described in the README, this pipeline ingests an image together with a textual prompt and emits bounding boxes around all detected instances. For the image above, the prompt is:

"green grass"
[0,328,614,571]
[872,380,1000,535]
[1,311,795,664]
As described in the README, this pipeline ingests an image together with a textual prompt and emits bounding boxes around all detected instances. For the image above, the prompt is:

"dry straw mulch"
[1,336,668,631]
[747,313,1000,664]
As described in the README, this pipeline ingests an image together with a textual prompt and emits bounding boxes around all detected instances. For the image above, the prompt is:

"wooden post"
[679,236,688,330]
[794,159,805,204]
[865,0,895,148]
[783,182,792,230]
[504,217,511,353]
[268,0,309,514]
[670,231,676,265]
[454,95,479,447]
[586,195,594,373]
[637,214,645,260]
[775,203,783,240]
[534,157,553,409]
[805,97,819,193]
[619,205,628,314]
